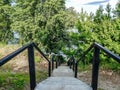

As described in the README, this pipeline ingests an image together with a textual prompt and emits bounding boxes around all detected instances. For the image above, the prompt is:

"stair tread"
[35,66,92,90]
[52,66,74,77]
[35,77,92,90]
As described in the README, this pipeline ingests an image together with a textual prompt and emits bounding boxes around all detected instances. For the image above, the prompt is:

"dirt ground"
[78,70,120,90]
[1,45,120,90]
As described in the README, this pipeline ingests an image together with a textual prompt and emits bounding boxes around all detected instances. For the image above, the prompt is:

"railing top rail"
[94,42,120,63]
[0,42,33,66]
[67,56,77,65]
[0,42,50,67]
[33,43,50,62]
[76,43,94,63]
[76,42,120,64]
[67,56,74,63]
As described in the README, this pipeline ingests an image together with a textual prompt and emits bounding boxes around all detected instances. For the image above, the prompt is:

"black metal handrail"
[0,42,51,90]
[33,43,51,77]
[72,56,76,71]
[67,56,76,71]
[74,42,120,90]
[67,57,72,68]
[51,54,62,70]
[51,54,55,71]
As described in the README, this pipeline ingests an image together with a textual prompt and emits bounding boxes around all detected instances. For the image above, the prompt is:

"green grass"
[36,70,48,83]
[0,43,48,90]
[35,56,42,63]
[77,62,92,72]
[77,59,120,73]
[0,42,6,46]
[0,70,48,90]
[98,88,104,90]
[1,43,119,90]
[0,72,29,90]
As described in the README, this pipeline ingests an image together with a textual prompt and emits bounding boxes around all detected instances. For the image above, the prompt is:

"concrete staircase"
[52,66,74,77]
[35,66,92,90]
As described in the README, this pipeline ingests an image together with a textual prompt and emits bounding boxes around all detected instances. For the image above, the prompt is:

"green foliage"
[36,70,48,82]
[0,70,48,90]
[0,0,14,43]
[35,56,41,62]
[73,2,120,70]
[0,44,48,89]
[0,72,29,90]
[114,0,120,18]
[77,62,92,72]
[10,0,77,54]
[0,0,119,71]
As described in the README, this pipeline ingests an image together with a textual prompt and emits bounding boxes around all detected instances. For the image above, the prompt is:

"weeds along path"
[78,70,120,90]
[0,44,48,90]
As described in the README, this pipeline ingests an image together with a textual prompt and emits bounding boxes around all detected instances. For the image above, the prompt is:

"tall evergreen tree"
[114,0,120,18]
[0,0,13,43]
[105,3,112,19]
[11,0,77,53]
[94,5,104,23]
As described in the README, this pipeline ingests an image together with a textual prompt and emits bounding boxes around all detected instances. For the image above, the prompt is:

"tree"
[0,0,13,43]
[105,3,112,19]
[114,0,120,18]
[94,5,104,23]
[11,0,40,44]
[75,3,120,67]
[11,0,77,54]
[65,7,78,28]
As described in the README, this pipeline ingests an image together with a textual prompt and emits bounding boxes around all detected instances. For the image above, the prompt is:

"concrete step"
[35,77,92,90]
[52,66,74,77]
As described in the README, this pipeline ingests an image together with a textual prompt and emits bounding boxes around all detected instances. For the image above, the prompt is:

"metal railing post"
[67,60,69,66]
[56,59,58,68]
[48,61,51,77]
[28,45,36,90]
[70,59,72,69]
[59,55,62,65]
[91,47,100,90]
[58,57,60,66]
[75,62,78,78]
[52,56,54,71]
[72,57,75,71]
[58,56,61,66]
